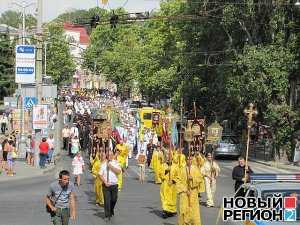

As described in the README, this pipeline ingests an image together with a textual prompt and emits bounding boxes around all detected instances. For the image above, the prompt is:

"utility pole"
[44,41,47,76]
[12,1,35,154]
[34,0,43,168]
[36,0,43,103]
[22,2,25,44]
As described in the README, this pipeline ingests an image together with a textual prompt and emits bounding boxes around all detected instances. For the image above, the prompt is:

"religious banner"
[33,105,49,130]
[189,119,205,154]
[207,121,223,143]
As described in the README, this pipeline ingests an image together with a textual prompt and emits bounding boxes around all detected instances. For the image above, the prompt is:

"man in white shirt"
[70,124,79,139]
[99,151,121,220]
[67,108,73,123]
[62,125,70,151]
[0,114,8,134]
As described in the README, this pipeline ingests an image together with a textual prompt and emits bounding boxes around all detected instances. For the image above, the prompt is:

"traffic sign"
[15,45,36,84]
[24,97,37,109]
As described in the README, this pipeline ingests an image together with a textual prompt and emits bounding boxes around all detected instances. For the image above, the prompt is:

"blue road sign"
[16,45,35,54]
[15,45,36,84]
[24,97,37,109]
[16,67,34,74]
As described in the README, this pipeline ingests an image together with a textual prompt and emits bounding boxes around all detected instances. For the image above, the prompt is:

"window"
[143,113,152,120]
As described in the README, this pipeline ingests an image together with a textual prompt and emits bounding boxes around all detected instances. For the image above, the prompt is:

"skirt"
[73,165,83,175]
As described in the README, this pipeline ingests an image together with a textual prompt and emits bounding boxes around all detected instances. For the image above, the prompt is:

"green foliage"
[0,10,36,29]
[227,45,295,109]
[0,32,16,99]
[264,103,298,160]
[226,44,296,155]
[45,23,76,85]
[82,1,300,158]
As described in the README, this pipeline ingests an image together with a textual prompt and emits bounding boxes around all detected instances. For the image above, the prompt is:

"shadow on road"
[147,180,156,184]
[93,211,106,219]
[143,206,163,218]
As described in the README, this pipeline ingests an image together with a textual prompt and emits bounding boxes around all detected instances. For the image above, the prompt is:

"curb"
[0,165,55,183]
[249,158,300,172]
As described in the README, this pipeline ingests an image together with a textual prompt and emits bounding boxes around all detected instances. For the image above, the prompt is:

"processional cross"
[243,103,258,184]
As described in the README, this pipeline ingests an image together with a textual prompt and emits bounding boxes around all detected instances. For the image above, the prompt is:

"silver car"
[214,135,241,158]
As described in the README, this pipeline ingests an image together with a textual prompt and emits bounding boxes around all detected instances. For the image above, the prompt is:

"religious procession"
[58,87,225,225]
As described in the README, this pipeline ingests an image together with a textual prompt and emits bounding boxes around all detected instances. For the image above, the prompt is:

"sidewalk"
[249,158,300,173]
[0,159,55,183]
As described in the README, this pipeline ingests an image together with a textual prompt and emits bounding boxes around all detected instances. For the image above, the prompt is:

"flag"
[101,0,108,5]
[171,121,178,147]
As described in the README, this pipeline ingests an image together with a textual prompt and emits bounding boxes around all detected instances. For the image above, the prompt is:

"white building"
[63,22,90,88]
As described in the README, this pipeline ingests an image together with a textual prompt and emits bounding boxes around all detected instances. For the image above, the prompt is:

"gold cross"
[244,103,258,129]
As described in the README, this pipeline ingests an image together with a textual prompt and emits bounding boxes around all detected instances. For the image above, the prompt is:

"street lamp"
[296,0,300,6]
[11,1,36,44]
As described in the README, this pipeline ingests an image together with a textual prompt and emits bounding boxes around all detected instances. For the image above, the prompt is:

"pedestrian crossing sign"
[24,97,37,109]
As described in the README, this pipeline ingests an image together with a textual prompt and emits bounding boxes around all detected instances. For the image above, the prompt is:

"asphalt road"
[0,152,294,225]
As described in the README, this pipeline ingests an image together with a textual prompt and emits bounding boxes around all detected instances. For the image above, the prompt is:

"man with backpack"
[45,170,77,225]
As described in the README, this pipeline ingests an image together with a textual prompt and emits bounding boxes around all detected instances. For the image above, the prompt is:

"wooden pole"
[193,101,197,119]
[180,98,183,148]
[243,103,257,185]
[244,126,251,183]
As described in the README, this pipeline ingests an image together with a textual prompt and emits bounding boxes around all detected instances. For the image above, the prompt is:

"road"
[0,153,294,225]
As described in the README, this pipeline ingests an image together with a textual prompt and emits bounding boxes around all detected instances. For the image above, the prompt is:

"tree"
[54,8,110,34]
[82,2,300,159]
[0,31,16,100]
[0,10,36,29]
[45,23,76,85]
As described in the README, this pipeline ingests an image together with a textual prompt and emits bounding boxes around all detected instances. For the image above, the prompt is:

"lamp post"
[11,1,35,45]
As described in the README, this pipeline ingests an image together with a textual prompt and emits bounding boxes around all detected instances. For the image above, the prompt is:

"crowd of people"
[0,85,259,225]
[55,88,229,225]
[0,87,259,225]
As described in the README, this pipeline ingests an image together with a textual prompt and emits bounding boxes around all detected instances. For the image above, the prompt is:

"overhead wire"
[148,0,298,6]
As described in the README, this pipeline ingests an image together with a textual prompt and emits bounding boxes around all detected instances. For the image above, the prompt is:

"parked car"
[214,135,241,158]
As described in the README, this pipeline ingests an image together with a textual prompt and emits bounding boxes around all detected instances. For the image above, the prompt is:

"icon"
[284,197,297,209]
[18,47,24,52]
[284,209,297,221]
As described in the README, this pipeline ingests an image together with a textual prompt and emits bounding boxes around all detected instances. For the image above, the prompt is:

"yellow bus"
[139,107,165,129]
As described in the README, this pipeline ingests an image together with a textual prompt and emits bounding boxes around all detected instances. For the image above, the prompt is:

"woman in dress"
[294,137,300,166]
[72,151,85,186]
[26,135,34,166]
[71,136,80,157]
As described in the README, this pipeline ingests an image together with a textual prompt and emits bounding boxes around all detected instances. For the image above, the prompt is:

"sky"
[0,0,161,22]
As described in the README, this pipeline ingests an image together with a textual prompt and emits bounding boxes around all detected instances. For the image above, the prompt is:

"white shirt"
[47,138,55,149]
[62,128,70,138]
[70,127,79,137]
[99,160,121,185]
[152,133,158,145]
